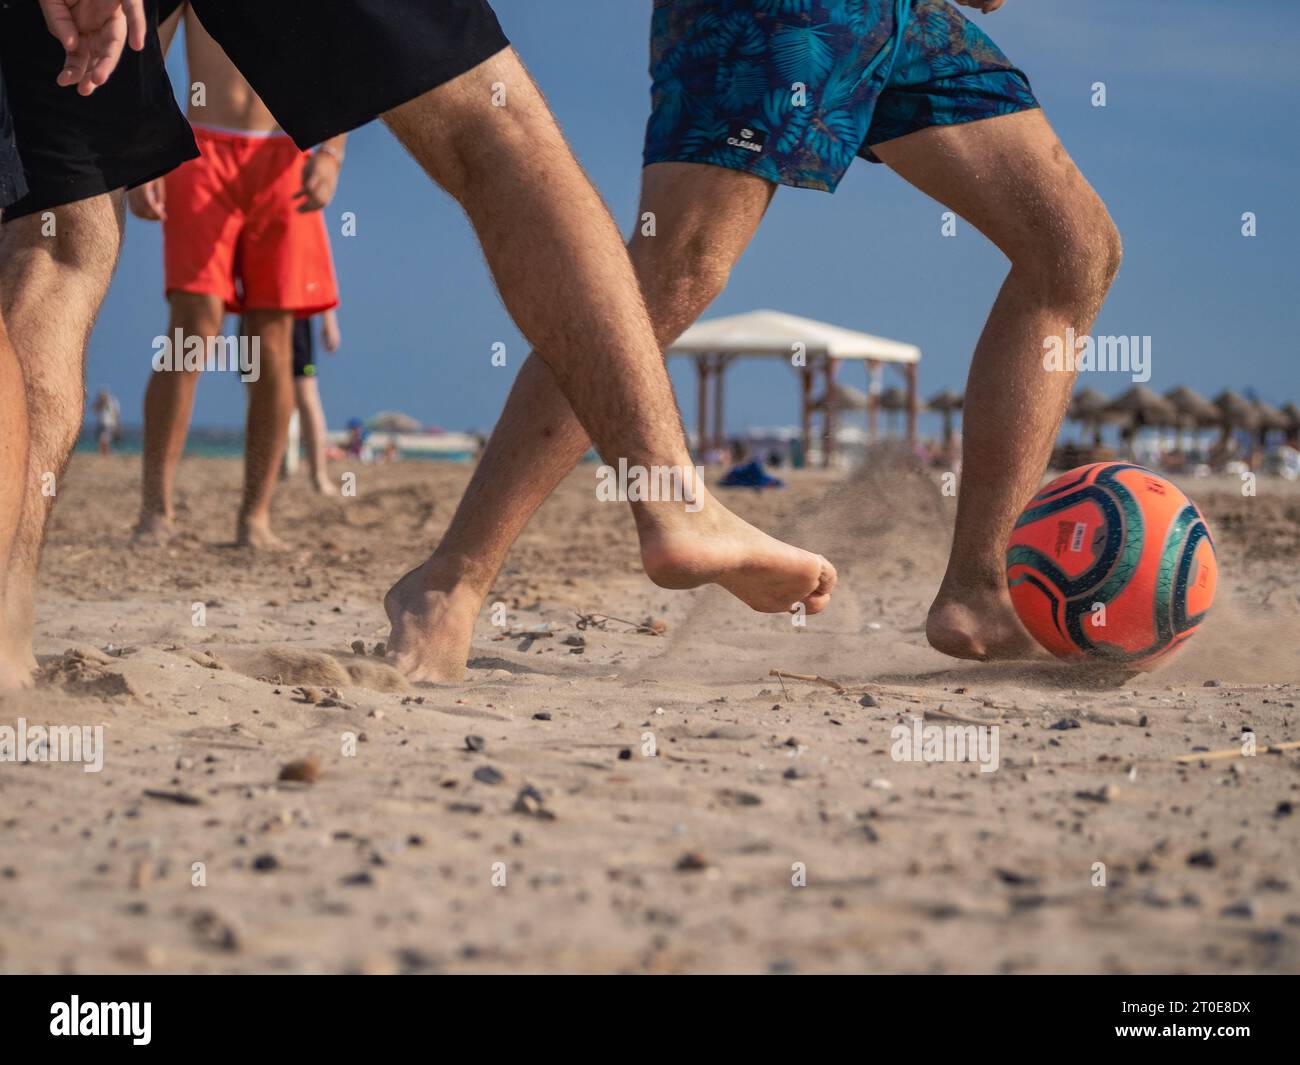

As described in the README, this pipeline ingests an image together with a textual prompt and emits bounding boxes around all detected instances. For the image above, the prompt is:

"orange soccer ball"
[1006,463,1217,667]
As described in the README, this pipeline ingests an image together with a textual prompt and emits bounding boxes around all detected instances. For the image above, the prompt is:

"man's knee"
[0,194,124,284]
[1018,195,1122,309]
[635,231,734,328]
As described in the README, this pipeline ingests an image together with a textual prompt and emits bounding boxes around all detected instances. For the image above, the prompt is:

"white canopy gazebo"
[667,309,922,467]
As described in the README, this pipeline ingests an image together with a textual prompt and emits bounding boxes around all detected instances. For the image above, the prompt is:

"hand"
[126,178,166,221]
[322,310,341,353]
[295,151,341,213]
[955,0,1005,11]
[39,0,147,96]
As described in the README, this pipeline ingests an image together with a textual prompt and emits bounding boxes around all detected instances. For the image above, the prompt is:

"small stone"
[868,778,893,791]
[618,748,632,761]
[1220,899,1255,919]
[532,712,552,721]
[1276,801,1294,818]
[278,756,320,784]
[675,852,708,872]
[513,785,554,820]
[858,693,878,708]
[465,735,486,752]
[994,868,1039,887]
[341,870,375,886]
[1049,718,1082,731]
[175,756,195,770]
[372,643,387,657]
[1187,849,1217,868]
[783,766,806,780]
[251,853,279,872]
[472,765,504,786]
[1203,679,1222,688]
[351,640,366,654]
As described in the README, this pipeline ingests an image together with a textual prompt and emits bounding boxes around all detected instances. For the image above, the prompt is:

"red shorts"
[163,125,338,316]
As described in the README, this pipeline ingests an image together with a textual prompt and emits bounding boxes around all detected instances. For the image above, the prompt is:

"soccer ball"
[1006,463,1217,666]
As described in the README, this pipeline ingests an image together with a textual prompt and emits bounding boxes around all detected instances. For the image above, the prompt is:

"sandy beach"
[1,451,1297,975]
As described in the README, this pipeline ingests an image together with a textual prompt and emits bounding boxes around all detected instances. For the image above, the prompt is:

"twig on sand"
[1172,739,1300,764]
[768,669,848,693]
[924,705,1001,727]
[576,612,660,635]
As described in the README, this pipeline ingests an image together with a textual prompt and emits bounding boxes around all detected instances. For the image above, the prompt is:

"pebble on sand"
[279,756,321,784]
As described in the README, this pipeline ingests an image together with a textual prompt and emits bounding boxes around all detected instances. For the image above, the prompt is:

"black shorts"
[0,0,509,222]
[0,0,194,220]
[0,60,28,211]
[292,318,316,379]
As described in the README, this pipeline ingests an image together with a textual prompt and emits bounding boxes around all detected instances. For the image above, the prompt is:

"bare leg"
[0,194,125,674]
[872,110,1122,660]
[0,310,31,688]
[135,291,225,542]
[386,163,775,679]
[294,374,336,495]
[381,52,833,678]
[237,309,294,548]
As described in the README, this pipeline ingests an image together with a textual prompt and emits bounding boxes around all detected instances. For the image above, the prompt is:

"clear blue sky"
[89,0,1300,432]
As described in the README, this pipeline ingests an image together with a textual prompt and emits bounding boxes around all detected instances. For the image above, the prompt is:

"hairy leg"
[0,194,125,673]
[294,375,336,495]
[872,109,1122,660]
[381,52,833,678]
[0,310,31,688]
[237,309,295,548]
[385,163,775,680]
[136,291,225,542]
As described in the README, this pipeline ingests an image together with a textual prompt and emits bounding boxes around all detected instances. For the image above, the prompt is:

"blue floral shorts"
[643,0,1039,192]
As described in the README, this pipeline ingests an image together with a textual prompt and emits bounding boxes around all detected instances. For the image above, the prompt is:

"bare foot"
[926,585,1043,661]
[638,495,835,615]
[383,562,484,682]
[236,516,289,551]
[132,512,178,545]
[313,476,338,497]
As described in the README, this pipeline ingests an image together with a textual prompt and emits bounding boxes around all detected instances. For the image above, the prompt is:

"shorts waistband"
[190,121,295,143]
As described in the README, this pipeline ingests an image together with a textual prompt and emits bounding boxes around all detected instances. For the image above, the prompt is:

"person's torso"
[182,8,281,134]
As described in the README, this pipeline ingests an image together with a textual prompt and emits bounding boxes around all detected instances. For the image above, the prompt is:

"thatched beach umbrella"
[1254,399,1289,447]
[1103,385,1177,456]
[1282,401,1300,445]
[1163,385,1219,451]
[1104,384,1178,428]
[878,386,908,436]
[1068,387,1109,446]
[1164,385,1219,428]
[926,388,963,448]
[1213,390,1259,438]
[812,382,869,412]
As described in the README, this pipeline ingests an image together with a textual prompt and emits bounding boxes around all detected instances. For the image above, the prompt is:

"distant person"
[287,309,341,495]
[91,387,121,456]
[130,2,345,548]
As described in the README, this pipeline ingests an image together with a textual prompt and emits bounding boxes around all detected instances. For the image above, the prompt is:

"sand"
[0,451,1297,974]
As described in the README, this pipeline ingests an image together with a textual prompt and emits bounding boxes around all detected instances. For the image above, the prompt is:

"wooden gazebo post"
[713,354,727,457]
[823,355,840,468]
[866,359,880,443]
[905,363,918,445]
[799,362,813,469]
[694,354,710,459]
